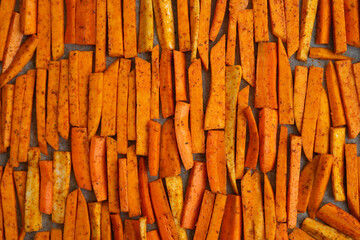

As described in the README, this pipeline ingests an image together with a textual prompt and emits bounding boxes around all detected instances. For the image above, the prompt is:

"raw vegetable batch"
[0,0,359,237]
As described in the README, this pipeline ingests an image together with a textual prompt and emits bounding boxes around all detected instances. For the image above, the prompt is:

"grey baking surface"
[1,0,360,238]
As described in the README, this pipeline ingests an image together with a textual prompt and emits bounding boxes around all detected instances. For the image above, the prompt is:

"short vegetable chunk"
[285,0,299,57]
[332,0,347,54]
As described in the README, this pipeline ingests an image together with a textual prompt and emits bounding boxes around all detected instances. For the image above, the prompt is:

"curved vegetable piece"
[244,107,259,169]
[75,189,91,240]
[241,170,254,240]
[153,0,175,50]
[139,157,155,224]
[63,190,78,240]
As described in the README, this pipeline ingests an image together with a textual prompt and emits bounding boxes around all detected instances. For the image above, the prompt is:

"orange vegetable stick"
[253,0,269,42]
[50,0,64,60]
[325,61,346,127]
[36,1,50,66]
[88,203,101,240]
[316,0,331,44]
[0,0,16,61]
[269,0,286,41]
[123,0,137,58]
[314,88,330,154]
[139,157,155,224]
[238,10,255,86]
[34,232,50,240]
[173,51,188,101]
[293,66,308,133]
[149,179,178,240]
[51,229,62,240]
[153,0,175,51]
[58,59,70,140]
[188,59,205,154]
[345,0,360,47]
[135,57,151,156]
[127,145,142,217]
[110,214,124,240]
[255,42,277,109]
[101,202,111,240]
[101,59,118,136]
[206,194,227,239]
[175,102,193,170]
[150,45,160,119]
[310,48,353,60]
[159,119,181,178]
[147,230,161,240]
[14,170,27,240]
[302,217,350,239]
[107,137,120,213]
[107,0,123,56]
[287,135,302,229]
[39,161,53,215]
[189,0,200,61]
[90,136,107,201]
[332,0,347,53]
[2,12,24,72]
[205,35,226,130]
[197,0,211,70]
[345,144,360,218]
[177,0,191,52]
[181,161,207,229]
[193,190,216,240]
[354,62,360,103]
[75,189,91,240]
[284,0,299,57]
[117,58,131,154]
[68,51,80,126]
[119,158,129,212]
[71,128,92,190]
[244,106,259,169]
[75,0,95,45]
[36,76,47,154]
[18,69,35,163]
[206,130,227,194]
[2,84,14,149]
[259,108,278,173]
[148,120,161,176]
[289,228,314,239]
[276,223,289,239]
[160,50,175,118]
[63,190,78,240]
[209,0,227,41]
[20,0,37,34]
[225,1,240,66]
[252,171,265,239]
[335,60,360,139]
[95,0,106,72]
[264,174,276,240]
[78,51,93,127]
[88,73,103,139]
[276,126,288,222]
[302,66,323,160]
[64,0,76,43]
[1,165,18,240]
[241,170,254,240]
[123,219,141,239]
[219,194,242,240]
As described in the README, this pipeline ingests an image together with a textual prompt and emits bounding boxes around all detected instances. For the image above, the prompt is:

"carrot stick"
[63,190,78,240]
[138,0,153,53]
[253,0,269,42]
[176,0,190,52]
[241,170,254,240]
[46,61,60,150]
[107,137,120,213]
[20,0,37,34]
[197,0,211,70]
[107,0,123,56]
[330,127,346,202]
[0,35,38,88]
[293,66,308,133]
[0,0,16,61]
[173,51,188,101]
[123,0,137,58]
[276,223,289,239]
[101,202,111,240]
[78,51,93,127]
[88,73,103,139]
[236,86,249,179]
[52,151,71,224]
[188,59,205,153]
[95,0,106,72]
[252,171,266,239]
[149,179,178,239]
[206,194,227,239]
[152,0,175,50]
[58,59,70,140]
[35,70,47,154]
[276,126,288,222]
[159,119,181,178]
[24,147,42,232]
[101,59,118,136]
[314,88,330,154]
[269,0,286,42]
[206,130,227,194]
[302,217,351,239]
[345,144,360,218]
[310,48,353,60]
[302,66,323,160]
[139,157,155,224]
[110,214,124,240]
[289,228,314,239]
[18,69,35,162]
[68,51,80,126]
[354,62,360,103]
[150,45,160,119]
[127,145,142,217]
[238,10,255,86]
[75,0,95,45]
[264,174,276,240]
[219,194,242,240]
[51,229,62,240]
[284,0,299,57]
[50,0,64,60]
[118,158,129,212]
[75,189,91,239]
[244,106,259,169]
[205,35,226,130]
[332,0,347,53]
[1,84,14,149]
[39,161,53,215]
[14,170,27,240]
[335,60,360,139]
[71,128,92,190]
[148,120,161,176]
[287,135,302,229]
[193,190,215,240]
[90,136,107,201]
[160,50,175,118]
[189,0,200,62]
[175,102,193,170]
[1,165,17,240]
[34,232,50,240]
[255,42,277,108]
[2,12,24,72]
[64,0,76,43]
[181,161,207,229]
[116,58,131,153]
[135,57,151,156]
[316,0,331,44]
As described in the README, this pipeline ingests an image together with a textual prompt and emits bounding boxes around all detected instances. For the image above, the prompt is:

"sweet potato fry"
[110,214,124,240]
[107,137,120,213]
[0,0,16,61]
[310,48,353,60]
[34,232,50,240]
[20,0,37,34]
[101,59,118,137]
[189,0,200,62]
[332,0,347,53]
[209,0,227,41]
[14,170,26,240]
[139,157,155,224]
[259,108,278,173]
[159,119,181,178]
[287,135,302,229]
[127,145,142,217]
[95,0,106,72]
[289,228,314,239]
[206,194,227,239]
[353,62,360,103]
[253,0,269,42]
[123,0,137,58]
[197,0,211,70]
[52,151,71,224]
[345,144,360,218]
[75,0,95,45]
[193,190,215,240]
[173,51,188,101]
[153,0,176,50]
[241,170,254,240]
[276,126,288,222]
[2,84,14,149]
[238,10,255,86]
[68,51,80,126]
[71,128,92,190]
[177,0,191,52]
[252,171,265,239]
[335,60,360,138]
[51,229,62,240]
[88,73,103,139]
[269,0,286,41]
[51,0,64,60]
[225,1,240,66]
[302,217,352,239]
[244,107,259,169]
[219,194,242,240]
[181,161,207,229]
[64,0,76,43]
[138,0,153,53]
[58,59,70,140]
[188,59,205,153]
[293,66,308,133]
[101,202,111,240]
[255,42,277,109]
[75,189,91,239]
[315,0,331,44]
[124,219,141,239]
[24,148,42,232]
[139,217,147,240]
[160,50,175,118]
[150,45,160,119]
[314,88,330,154]
[205,35,226,130]
[264,174,276,240]
[117,58,131,153]
[88,202,101,240]
[276,223,289,240]
[147,230,161,240]
[206,131,227,194]
[39,161,53,215]
[119,158,129,212]
[148,120,161,176]
[107,0,123,56]
[90,136,107,201]
[63,190,78,240]
[78,51,93,127]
